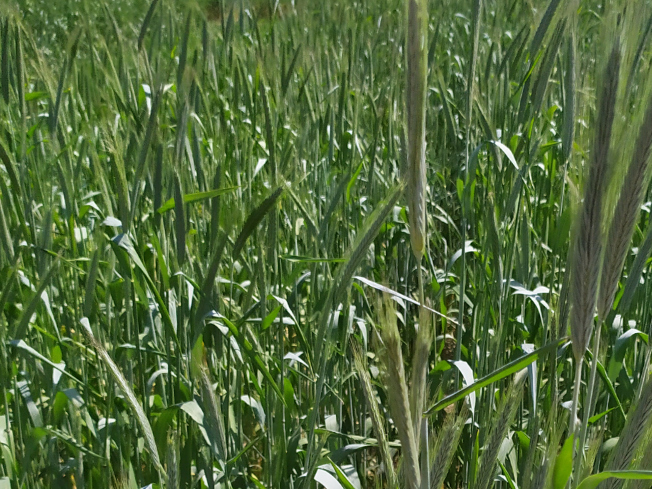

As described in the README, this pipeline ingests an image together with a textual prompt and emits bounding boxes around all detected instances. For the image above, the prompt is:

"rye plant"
[4,1,652,489]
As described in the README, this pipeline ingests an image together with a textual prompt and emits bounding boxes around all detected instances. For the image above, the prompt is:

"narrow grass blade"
[138,0,160,50]
[199,368,227,462]
[12,259,60,341]
[286,187,318,239]
[0,140,22,201]
[157,187,238,214]
[153,143,163,218]
[1,19,8,104]
[281,44,302,95]
[232,184,285,259]
[129,88,161,221]
[174,171,186,265]
[530,0,563,57]
[563,33,576,163]
[111,233,179,347]
[332,182,405,306]
[354,275,458,323]
[619,220,652,314]
[553,434,574,489]
[213,314,285,403]
[194,230,228,340]
[83,248,101,318]
[315,183,405,365]
[9,340,82,386]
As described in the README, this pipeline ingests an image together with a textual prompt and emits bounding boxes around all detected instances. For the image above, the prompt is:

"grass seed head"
[570,40,620,360]
[406,0,428,259]
[598,91,652,319]
[378,295,420,489]
[351,340,398,488]
[603,377,652,489]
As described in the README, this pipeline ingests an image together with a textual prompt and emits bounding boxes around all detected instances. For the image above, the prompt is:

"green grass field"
[3,0,652,488]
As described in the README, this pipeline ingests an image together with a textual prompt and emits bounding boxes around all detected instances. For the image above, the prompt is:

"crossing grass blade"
[425,338,567,415]
[157,187,238,214]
